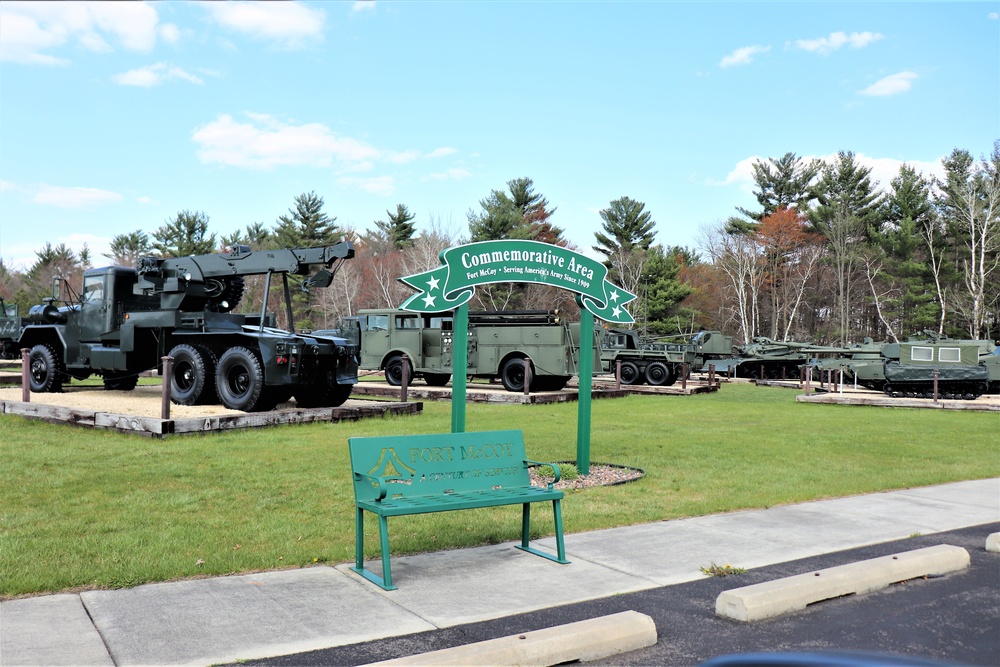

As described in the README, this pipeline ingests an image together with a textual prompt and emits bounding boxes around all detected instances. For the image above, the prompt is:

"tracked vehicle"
[17,243,358,412]
[883,341,991,400]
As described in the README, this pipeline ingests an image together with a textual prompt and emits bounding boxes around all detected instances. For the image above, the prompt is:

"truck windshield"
[365,315,388,331]
[83,276,104,301]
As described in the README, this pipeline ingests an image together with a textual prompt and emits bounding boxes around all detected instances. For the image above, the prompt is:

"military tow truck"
[17,243,358,412]
[342,308,595,392]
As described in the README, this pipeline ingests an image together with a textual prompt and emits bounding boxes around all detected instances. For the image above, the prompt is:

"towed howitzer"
[18,243,358,412]
[716,336,848,380]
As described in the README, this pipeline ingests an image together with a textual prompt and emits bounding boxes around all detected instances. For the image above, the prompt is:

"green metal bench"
[348,429,569,590]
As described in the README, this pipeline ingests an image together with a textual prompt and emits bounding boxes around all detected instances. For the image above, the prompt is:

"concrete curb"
[987,532,1000,553]
[716,544,970,622]
[362,610,657,666]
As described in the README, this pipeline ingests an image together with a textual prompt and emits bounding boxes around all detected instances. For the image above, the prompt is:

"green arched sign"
[400,240,637,324]
[398,240,637,474]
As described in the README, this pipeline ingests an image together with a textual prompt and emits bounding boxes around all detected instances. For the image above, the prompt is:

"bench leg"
[378,515,394,589]
[515,501,570,565]
[349,508,398,591]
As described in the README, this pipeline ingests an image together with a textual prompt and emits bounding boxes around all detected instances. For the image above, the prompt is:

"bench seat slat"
[358,486,563,516]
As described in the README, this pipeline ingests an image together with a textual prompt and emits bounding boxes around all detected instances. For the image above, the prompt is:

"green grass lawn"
[1,384,997,598]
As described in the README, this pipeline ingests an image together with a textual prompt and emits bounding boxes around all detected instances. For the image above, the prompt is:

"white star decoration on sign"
[427,276,440,292]
[610,290,619,302]
[612,305,622,318]
[423,294,436,307]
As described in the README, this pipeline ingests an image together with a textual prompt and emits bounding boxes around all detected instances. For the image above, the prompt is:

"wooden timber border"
[796,392,999,412]
[352,378,717,402]
[0,399,423,437]
[351,382,631,403]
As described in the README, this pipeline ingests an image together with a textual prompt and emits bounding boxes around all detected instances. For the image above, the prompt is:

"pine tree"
[152,211,217,257]
[271,192,340,329]
[730,152,821,234]
[467,178,561,243]
[374,204,417,249]
[273,192,339,248]
[105,230,152,266]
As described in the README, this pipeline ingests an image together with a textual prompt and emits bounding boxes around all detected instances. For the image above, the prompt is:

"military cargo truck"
[17,243,358,412]
[342,309,595,392]
[597,328,734,385]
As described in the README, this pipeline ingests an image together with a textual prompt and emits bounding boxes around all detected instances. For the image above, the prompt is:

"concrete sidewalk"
[2,478,998,667]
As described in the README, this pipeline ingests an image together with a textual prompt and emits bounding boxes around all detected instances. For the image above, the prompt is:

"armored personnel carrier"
[883,341,990,400]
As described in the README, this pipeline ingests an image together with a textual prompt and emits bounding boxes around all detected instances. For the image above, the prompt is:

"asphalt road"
[230,523,999,667]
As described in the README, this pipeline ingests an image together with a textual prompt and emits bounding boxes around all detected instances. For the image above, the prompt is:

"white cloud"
[352,1,377,13]
[338,175,395,196]
[159,23,181,44]
[720,45,770,68]
[989,12,999,20]
[427,147,458,158]
[387,150,422,165]
[203,1,325,47]
[859,71,917,97]
[0,1,160,64]
[114,63,205,87]
[793,31,884,55]
[192,113,381,169]
[33,184,123,209]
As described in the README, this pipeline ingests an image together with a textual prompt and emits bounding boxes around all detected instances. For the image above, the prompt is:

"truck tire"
[618,361,641,385]
[327,383,352,406]
[424,373,451,387]
[532,375,570,391]
[384,354,411,386]
[169,344,212,406]
[295,381,352,408]
[501,357,531,392]
[644,361,670,386]
[216,347,266,411]
[28,343,63,393]
[192,344,219,405]
[103,373,139,391]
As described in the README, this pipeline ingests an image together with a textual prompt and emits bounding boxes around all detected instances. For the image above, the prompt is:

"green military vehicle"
[883,340,992,400]
[342,309,594,392]
[597,328,734,385]
[0,297,25,360]
[840,332,998,394]
[17,243,358,412]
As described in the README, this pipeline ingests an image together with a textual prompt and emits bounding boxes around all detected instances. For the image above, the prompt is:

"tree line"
[2,142,997,345]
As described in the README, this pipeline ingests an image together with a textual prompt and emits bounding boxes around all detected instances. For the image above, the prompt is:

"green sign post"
[399,240,636,474]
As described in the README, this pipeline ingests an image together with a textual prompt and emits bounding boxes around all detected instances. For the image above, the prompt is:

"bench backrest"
[348,430,530,503]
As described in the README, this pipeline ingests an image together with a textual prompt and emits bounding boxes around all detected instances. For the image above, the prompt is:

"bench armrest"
[525,459,561,489]
[354,472,409,501]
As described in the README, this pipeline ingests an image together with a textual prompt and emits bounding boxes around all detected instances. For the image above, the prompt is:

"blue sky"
[1,1,998,272]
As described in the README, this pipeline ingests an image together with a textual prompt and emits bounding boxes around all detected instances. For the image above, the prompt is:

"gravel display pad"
[0,383,376,419]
